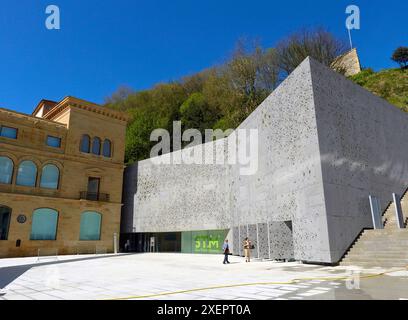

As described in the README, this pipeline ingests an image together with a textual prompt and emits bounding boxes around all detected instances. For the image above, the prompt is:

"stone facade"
[0,97,128,258]
[122,57,408,264]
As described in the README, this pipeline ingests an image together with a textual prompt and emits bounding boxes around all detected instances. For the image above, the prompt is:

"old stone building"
[0,96,128,258]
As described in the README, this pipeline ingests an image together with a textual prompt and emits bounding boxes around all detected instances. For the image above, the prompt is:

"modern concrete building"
[0,97,128,258]
[121,57,408,264]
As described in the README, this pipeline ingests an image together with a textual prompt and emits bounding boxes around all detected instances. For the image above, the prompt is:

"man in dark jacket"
[222,239,230,264]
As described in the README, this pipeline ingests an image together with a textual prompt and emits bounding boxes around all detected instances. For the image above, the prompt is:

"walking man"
[222,239,230,264]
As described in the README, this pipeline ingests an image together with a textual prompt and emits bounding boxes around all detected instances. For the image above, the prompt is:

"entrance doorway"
[120,232,181,253]
[0,206,11,240]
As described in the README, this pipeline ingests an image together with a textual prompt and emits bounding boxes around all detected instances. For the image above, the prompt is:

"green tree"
[226,39,279,115]
[392,47,408,69]
[275,27,347,75]
[180,93,219,134]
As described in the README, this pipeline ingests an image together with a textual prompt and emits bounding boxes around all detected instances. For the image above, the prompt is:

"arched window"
[0,156,13,184]
[79,211,102,241]
[92,137,101,155]
[80,135,91,153]
[102,139,112,158]
[30,208,58,240]
[0,206,11,240]
[40,164,60,189]
[16,161,37,187]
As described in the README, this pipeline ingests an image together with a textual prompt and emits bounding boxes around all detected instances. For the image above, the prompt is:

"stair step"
[341,262,408,267]
[345,250,408,255]
[341,256,407,260]
[339,192,408,268]
[341,229,408,266]
[352,239,408,243]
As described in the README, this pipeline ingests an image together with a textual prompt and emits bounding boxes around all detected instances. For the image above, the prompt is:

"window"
[0,206,11,240]
[87,177,100,200]
[92,137,101,155]
[16,161,37,187]
[102,139,112,158]
[80,135,90,153]
[30,208,58,240]
[40,164,59,189]
[0,156,13,184]
[46,136,61,148]
[0,126,17,139]
[79,211,101,240]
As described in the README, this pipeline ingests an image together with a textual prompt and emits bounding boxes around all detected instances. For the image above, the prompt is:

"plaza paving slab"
[0,253,407,300]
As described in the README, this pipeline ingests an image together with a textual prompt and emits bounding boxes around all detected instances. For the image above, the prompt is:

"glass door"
[87,177,100,201]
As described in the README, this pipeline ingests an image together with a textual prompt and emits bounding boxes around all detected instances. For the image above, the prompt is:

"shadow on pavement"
[0,253,134,289]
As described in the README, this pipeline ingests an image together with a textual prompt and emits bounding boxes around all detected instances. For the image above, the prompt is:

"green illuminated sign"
[182,230,228,254]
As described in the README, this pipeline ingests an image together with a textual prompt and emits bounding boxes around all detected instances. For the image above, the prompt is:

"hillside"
[349,68,408,112]
[107,66,408,164]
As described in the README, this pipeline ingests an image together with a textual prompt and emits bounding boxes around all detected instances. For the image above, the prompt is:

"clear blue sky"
[0,0,406,114]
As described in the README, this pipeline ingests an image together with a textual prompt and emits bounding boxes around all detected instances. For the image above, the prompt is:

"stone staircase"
[340,190,408,268]
[383,197,408,229]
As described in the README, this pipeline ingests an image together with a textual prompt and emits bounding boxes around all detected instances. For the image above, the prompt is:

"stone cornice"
[0,190,123,206]
[44,96,130,123]
[0,107,68,130]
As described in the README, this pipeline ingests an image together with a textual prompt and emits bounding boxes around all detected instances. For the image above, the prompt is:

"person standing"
[243,237,252,262]
[222,239,230,264]
[124,239,130,252]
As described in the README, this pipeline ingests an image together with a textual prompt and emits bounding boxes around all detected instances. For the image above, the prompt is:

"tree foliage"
[105,28,347,163]
[275,28,347,75]
[392,47,408,69]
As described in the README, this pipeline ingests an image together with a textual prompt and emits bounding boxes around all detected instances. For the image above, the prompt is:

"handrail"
[339,184,408,264]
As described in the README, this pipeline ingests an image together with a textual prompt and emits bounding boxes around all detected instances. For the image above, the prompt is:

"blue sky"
[0,0,406,114]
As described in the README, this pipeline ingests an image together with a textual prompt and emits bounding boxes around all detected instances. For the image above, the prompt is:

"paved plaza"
[0,253,407,300]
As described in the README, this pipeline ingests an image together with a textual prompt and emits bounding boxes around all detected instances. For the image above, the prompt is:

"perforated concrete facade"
[122,57,408,264]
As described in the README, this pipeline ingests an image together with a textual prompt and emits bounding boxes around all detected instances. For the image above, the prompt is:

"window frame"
[102,139,112,158]
[30,208,59,241]
[0,156,14,185]
[46,135,62,148]
[79,211,102,241]
[92,137,101,156]
[80,134,91,154]
[39,164,60,190]
[16,160,38,187]
[0,126,18,140]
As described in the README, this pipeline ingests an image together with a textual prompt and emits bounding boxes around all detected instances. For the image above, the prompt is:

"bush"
[349,68,375,86]
[392,47,408,69]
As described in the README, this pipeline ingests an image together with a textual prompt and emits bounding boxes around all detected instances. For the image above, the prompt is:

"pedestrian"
[243,237,252,262]
[124,239,130,252]
[222,239,230,264]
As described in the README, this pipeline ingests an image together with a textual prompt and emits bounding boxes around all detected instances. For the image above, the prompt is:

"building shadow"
[0,253,133,289]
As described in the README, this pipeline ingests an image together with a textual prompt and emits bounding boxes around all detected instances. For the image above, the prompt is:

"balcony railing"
[80,191,110,202]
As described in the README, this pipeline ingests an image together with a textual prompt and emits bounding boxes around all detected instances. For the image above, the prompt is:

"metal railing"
[79,191,110,202]
[37,248,58,262]
[76,246,109,255]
